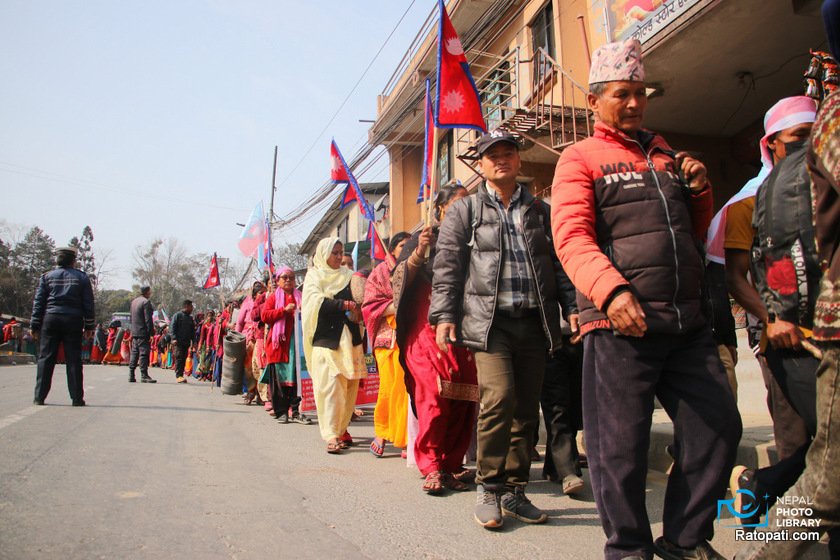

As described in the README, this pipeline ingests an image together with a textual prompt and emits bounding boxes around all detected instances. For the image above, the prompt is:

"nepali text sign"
[607,0,703,44]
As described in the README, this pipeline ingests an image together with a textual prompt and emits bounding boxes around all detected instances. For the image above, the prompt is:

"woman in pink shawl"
[261,266,311,424]
[236,281,266,405]
[362,231,411,458]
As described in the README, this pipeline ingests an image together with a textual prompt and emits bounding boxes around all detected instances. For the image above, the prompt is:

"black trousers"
[128,336,151,377]
[35,314,84,403]
[268,366,300,416]
[583,327,741,559]
[541,337,583,480]
[173,344,189,377]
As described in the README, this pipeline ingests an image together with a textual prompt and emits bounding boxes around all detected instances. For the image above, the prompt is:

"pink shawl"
[271,266,302,346]
[362,256,396,349]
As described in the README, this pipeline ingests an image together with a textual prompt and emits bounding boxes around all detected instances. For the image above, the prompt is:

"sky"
[0,0,431,289]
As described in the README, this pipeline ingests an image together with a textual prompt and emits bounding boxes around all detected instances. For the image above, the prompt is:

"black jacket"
[311,284,364,350]
[170,311,196,347]
[130,295,154,339]
[429,185,570,352]
[30,266,95,331]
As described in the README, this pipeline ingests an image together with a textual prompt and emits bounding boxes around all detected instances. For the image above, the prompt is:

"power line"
[274,0,420,193]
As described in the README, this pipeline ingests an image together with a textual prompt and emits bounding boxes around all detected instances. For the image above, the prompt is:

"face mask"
[782,138,808,154]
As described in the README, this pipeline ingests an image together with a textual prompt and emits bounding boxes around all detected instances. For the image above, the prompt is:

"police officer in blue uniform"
[30,246,95,406]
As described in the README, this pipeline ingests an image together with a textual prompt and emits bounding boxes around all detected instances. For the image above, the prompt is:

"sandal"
[451,468,476,484]
[340,431,353,446]
[369,438,385,458]
[441,472,469,491]
[326,440,342,454]
[422,471,444,495]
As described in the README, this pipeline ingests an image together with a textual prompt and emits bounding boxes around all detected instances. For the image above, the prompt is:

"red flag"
[330,140,350,183]
[367,223,386,261]
[435,0,486,132]
[330,139,376,221]
[203,253,221,290]
[418,79,435,204]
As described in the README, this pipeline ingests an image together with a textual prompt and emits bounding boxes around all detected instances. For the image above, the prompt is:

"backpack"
[751,142,822,328]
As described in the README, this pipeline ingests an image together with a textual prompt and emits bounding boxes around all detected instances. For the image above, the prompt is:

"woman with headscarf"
[393,183,478,494]
[237,281,266,405]
[261,266,311,424]
[302,237,367,454]
[363,231,411,457]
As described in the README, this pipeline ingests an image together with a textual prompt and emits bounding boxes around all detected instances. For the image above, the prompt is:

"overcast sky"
[1,0,429,289]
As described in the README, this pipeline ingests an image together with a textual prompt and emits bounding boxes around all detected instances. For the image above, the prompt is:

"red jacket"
[261,291,294,365]
[551,122,713,334]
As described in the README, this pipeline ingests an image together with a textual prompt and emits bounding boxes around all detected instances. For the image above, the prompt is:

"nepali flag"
[435,0,486,132]
[330,139,376,222]
[257,217,274,274]
[238,201,266,258]
[417,79,435,204]
[367,222,387,261]
[203,253,221,290]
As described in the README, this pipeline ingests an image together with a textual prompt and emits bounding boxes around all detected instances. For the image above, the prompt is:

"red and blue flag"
[330,139,376,222]
[435,0,486,132]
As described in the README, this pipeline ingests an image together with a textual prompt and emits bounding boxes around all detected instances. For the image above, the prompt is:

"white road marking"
[0,406,44,432]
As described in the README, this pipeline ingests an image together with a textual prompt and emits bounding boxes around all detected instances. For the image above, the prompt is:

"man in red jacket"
[551,39,740,560]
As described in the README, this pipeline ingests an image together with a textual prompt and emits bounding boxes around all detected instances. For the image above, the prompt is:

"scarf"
[271,265,302,346]
[706,96,817,264]
[361,256,396,348]
[302,237,353,365]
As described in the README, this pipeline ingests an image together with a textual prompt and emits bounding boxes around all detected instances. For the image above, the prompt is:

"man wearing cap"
[30,246,95,406]
[128,285,156,383]
[431,129,573,529]
[551,39,740,559]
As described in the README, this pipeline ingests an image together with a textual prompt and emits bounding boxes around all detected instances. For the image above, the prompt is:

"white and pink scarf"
[706,96,817,264]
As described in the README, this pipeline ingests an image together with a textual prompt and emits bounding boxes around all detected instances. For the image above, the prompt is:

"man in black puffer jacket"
[30,246,95,406]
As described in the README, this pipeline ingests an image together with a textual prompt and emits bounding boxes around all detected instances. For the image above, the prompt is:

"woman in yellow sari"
[302,237,367,454]
[362,231,411,457]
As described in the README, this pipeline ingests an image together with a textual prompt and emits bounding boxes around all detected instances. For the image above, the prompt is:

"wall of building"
[390,144,424,233]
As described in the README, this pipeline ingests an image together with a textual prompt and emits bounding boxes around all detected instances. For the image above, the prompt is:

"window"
[531,3,555,58]
[483,57,512,130]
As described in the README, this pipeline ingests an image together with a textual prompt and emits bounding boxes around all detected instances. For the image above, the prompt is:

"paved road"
[0,364,829,559]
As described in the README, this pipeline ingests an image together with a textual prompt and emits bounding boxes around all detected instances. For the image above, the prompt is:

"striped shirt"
[485,184,538,313]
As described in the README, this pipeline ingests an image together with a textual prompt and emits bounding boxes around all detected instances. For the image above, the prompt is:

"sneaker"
[474,484,503,529]
[562,474,585,496]
[141,376,157,383]
[176,376,187,384]
[500,487,547,524]
[291,413,312,425]
[276,414,289,424]
[652,537,726,560]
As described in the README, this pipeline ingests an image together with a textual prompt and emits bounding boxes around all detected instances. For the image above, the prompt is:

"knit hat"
[589,39,645,85]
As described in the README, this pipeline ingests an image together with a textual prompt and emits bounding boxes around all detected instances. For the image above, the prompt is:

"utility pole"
[269,145,278,223]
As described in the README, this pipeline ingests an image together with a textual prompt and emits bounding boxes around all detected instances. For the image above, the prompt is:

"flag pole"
[426,126,440,228]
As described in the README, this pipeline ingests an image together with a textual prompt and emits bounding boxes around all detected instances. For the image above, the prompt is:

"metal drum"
[220,331,246,395]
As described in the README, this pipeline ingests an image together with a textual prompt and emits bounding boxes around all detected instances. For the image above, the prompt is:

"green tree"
[69,225,97,288]
[0,227,56,317]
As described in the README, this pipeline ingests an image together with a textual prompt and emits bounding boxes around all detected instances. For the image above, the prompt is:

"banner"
[607,0,704,44]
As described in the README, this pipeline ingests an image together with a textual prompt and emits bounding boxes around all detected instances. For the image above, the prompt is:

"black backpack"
[751,142,822,328]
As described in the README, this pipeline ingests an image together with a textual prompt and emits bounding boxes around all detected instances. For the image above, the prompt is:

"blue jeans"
[736,345,840,559]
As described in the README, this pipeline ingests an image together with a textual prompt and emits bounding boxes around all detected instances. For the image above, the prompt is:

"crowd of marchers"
[23,9,840,560]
